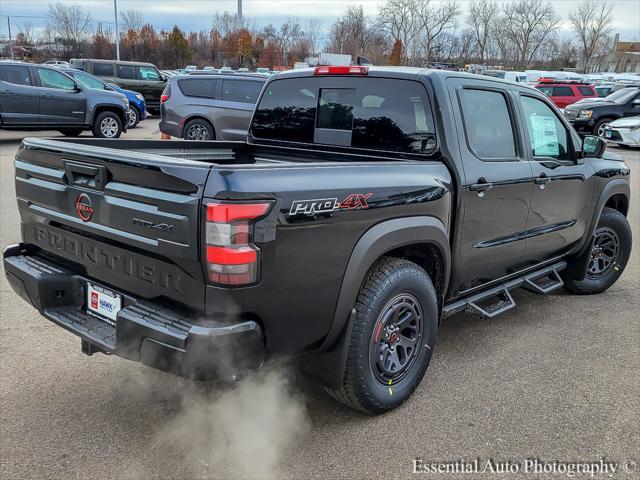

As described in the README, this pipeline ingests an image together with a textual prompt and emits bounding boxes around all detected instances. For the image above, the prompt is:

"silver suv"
[159,74,267,141]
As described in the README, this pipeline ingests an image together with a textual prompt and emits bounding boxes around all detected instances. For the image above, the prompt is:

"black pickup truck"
[4,67,632,414]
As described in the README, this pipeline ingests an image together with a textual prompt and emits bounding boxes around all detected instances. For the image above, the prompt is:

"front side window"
[37,68,75,90]
[117,65,136,80]
[536,86,553,97]
[0,65,32,86]
[74,71,108,90]
[93,63,113,76]
[222,80,263,103]
[459,88,516,159]
[519,95,571,161]
[138,66,161,81]
[553,86,574,96]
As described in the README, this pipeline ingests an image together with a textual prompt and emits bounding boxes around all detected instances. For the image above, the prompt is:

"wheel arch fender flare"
[300,216,450,389]
[90,104,126,126]
[565,178,630,280]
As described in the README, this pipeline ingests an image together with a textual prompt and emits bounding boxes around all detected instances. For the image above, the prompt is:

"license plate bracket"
[87,282,121,325]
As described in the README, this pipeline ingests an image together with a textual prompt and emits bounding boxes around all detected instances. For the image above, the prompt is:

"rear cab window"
[0,65,33,86]
[251,76,436,156]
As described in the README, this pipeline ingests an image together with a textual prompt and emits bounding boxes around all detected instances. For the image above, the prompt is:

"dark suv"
[70,59,166,114]
[564,86,640,136]
[159,74,266,141]
[0,61,130,138]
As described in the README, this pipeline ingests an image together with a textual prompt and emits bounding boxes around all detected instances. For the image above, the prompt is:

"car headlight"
[578,110,593,118]
[135,94,144,101]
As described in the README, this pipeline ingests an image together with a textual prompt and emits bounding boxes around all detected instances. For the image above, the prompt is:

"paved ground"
[1,122,638,480]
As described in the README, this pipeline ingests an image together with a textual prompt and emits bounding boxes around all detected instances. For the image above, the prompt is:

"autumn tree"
[388,39,403,65]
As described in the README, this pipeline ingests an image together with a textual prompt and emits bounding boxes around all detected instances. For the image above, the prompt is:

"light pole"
[238,0,242,20]
[113,0,120,60]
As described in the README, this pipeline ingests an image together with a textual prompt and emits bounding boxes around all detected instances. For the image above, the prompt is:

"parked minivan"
[159,73,266,141]
[70,59,165,114]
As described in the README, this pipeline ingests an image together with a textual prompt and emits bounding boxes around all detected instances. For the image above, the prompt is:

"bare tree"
[569,0,613,73]
[263,18,303,65]
[120,9,144,32]
[467,0,499,63]
[17,22,35,45]
[304,18,323,56]
[377,0,420,63]
[412,0,461,63]
[47,2,92,56]
[501,0,560,69]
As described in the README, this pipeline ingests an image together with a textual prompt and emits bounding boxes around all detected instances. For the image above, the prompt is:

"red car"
[534,79,598,109]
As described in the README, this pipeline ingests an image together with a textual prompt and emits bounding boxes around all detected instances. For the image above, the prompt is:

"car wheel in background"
[594,118,612,137]
[92,111,123,139]
[183,119,214,141]
[58,128,84,137]
[128,107,140,129]
[324,257,438,414]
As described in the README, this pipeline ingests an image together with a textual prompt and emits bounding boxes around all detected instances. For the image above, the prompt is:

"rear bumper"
[3,244,264,380]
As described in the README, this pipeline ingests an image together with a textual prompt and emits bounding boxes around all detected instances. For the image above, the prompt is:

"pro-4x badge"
[289,193,372,216]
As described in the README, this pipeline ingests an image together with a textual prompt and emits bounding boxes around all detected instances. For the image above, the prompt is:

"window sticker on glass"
[529,115,559,156]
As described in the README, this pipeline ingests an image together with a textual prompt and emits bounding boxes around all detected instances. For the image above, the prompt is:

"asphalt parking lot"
[1,122,638,480]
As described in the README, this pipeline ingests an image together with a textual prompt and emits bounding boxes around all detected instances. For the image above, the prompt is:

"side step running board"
[523,267,564,294]
[465,286,515,319]
[443,260,567,320]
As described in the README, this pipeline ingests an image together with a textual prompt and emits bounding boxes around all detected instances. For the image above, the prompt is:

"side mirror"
[632,98,640,107]
[582,135,606,158]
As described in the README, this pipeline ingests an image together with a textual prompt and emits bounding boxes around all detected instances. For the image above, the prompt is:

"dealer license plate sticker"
[87,282,121,323]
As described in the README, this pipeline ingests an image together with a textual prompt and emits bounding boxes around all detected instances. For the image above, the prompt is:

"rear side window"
[138,66,161,81]
[178,78,216,98]
[536,86,553,97]
[459,89,516,159]
[117,65,136,80]
[578,86,594,96]
[93,63,113,76]
[222,80,263,103]
[252,77,435,155]
[553,86,574,96]
[0,65,32,86]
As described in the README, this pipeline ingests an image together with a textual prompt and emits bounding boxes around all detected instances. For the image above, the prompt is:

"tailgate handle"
[63,161,108,190]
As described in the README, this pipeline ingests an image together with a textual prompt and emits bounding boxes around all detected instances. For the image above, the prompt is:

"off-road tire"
[92,111,123,138]
[324,257,438,414]
[565,207,632,294]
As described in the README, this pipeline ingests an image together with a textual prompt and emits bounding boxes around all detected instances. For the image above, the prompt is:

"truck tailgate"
[15,138,216,310]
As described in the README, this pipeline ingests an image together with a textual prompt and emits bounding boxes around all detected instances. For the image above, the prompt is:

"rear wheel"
[565,207,632,294]
[58,128,84,137]
[183,118,214,141]
[324,257,438,414]
[92,111,123,138]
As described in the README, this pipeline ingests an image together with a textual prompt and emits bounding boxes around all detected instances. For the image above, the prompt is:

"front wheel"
[324,257,438,414]
[127,106,140,129]
[565,207,632,294]
[92,111,123,138]
[594,118,612,137]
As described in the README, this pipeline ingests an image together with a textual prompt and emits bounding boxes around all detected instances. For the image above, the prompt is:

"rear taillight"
[204,201,271,286]
[160,94,169,103]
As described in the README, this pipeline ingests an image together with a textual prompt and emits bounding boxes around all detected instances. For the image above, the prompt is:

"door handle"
[469,178,493,196]
[534,174,551,188]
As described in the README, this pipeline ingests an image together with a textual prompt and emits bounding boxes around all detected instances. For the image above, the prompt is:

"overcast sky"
[1,0,639,41]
